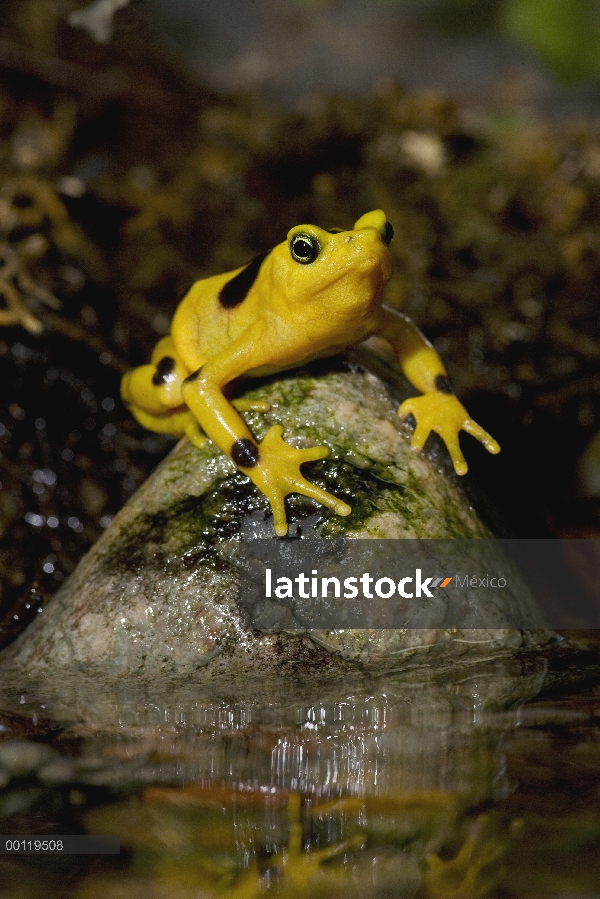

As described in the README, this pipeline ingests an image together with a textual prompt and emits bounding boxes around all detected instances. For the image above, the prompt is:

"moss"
[314,458,405,536]
[105,450,455,571]
[104,472,264,576]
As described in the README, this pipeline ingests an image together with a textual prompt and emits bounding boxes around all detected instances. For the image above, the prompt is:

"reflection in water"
[0,649,599,897]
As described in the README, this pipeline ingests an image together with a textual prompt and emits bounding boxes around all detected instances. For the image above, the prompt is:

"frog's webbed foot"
[398,394,500,476]
[240,425,351,536]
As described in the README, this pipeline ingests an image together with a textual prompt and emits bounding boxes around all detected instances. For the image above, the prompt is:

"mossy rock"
[0,361,550,682]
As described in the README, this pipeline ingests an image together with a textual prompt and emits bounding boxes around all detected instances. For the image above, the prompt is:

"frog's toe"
[463,418,501,454]
[270,495,289,537]
[397,396,417,421]
[184,419,207,449]
[295,444,330,464]
[409,420,430,452]
[232,397,271,413]
[295,477,352,517]
[447,438,468,476]
[399,398,432,444]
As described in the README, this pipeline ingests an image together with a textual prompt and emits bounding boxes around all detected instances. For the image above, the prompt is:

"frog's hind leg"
[128,405,206,449]
[122,336,187,411]
[121,336,207,447]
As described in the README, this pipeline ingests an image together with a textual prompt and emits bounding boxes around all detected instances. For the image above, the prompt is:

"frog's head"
[268,209,393,328]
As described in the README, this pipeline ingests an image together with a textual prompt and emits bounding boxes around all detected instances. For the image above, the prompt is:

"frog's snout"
[353,209,394,245]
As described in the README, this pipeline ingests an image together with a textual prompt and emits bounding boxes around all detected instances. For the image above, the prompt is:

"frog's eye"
[290,233,320,265]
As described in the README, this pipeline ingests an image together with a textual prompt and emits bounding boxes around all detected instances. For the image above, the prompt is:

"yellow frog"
[121,210,499,535]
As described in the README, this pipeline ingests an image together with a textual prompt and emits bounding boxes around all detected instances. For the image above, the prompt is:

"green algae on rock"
[0,363,549,681]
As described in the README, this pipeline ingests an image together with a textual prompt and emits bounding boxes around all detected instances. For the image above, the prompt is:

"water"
[0,636,599,897]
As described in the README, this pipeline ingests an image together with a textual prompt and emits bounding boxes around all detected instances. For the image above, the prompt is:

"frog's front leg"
[181,335,351,536]
[377,308,500,474]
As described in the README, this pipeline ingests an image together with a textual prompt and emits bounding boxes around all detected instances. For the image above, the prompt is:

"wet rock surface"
[0,362,550,683]
[0,654,548,790]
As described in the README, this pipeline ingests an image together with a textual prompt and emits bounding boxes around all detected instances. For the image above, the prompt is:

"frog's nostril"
[383,221,394,245]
